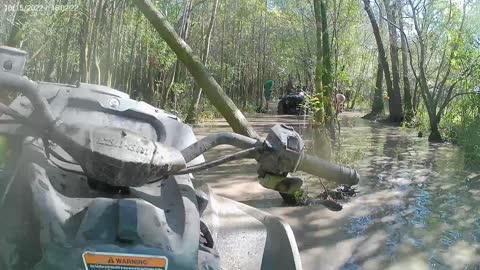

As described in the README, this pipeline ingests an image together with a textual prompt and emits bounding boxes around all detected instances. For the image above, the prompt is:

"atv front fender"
[199,184,303,270]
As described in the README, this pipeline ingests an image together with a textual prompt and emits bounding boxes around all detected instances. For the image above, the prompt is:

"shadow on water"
[194,112,480,270]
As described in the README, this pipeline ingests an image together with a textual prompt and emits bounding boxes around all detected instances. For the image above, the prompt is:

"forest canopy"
[0,0,479,150]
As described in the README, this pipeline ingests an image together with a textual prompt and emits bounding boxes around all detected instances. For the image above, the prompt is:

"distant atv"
[277,92,306,115]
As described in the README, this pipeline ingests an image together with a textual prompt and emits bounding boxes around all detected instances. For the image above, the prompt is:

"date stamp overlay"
[1,4,79,13]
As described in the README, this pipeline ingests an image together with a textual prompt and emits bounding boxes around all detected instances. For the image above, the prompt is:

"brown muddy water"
[193,112,480,270]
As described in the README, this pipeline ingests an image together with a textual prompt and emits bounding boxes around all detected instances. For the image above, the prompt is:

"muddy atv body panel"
[277,94,306,115]
[0,82,302,270]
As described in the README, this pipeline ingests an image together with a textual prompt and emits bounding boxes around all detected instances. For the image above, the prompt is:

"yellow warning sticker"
[83,252,168,270]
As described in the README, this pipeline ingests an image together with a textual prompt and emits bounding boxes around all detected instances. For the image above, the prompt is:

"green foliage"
[171,82,187,95]
[412,105,431,134]
[0,0,375,119]
[0,0,479,164]
[303,93,323,115]
[280,189,308,205]
[196,106,222,123]
[440,93,480,163]
[194,109,218,123]
[459,118,480,166]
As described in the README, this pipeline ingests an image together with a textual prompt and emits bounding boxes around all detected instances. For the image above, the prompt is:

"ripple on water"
[195,114,480,270]
[408,189,432,229]
[346,215,374,237]
[339,257,361,270]
[473,218,480,243]
[439,230,462,250]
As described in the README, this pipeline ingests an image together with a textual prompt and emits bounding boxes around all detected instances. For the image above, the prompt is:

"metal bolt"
[3,60,12,71]
[109,98,120,108]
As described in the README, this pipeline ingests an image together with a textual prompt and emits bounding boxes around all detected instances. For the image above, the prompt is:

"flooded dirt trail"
[193,112,480,270]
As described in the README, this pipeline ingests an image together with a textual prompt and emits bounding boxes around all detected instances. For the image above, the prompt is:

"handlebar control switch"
[257,124,305,176]
[0,46,27,76]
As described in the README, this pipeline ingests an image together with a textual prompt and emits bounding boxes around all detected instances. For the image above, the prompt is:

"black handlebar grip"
[298,154,360,186]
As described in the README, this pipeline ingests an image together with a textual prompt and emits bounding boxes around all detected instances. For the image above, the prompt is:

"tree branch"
[379,14,422,92]
[437,57,480,117]
[134,0,258,138]
[446,92,478,103]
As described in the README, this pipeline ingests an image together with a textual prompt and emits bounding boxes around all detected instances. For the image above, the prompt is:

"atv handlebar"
[299,154,360,186]
[0,72,55,127]
[0,69,360,187]
[180,129,360,186]
[181,132,260,163]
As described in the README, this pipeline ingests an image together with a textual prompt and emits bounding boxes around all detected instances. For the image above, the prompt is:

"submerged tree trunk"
[398,0,413,122]
[384,0,403,122]
[370,60,385,117]
[313,0,332,159]
[429,117,442,142]
[134,0,258,138]
[407,0,467,142]
[320,0,336,141]
[362,0,403,123]
[366,5,385,119]
[185,0,220,124]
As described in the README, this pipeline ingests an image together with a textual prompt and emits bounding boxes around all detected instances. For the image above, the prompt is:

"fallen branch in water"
[281,182,357,211]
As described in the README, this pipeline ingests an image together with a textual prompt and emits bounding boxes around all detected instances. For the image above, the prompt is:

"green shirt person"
[264,80,273,100]
[0,135,10,169]
[263,80,273,111]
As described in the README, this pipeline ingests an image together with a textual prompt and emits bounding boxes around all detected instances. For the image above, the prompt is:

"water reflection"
[336,117,480,269]
[194,113,480,269]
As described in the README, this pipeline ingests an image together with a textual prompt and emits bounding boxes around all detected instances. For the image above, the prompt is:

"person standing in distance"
[264,80,273,112]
